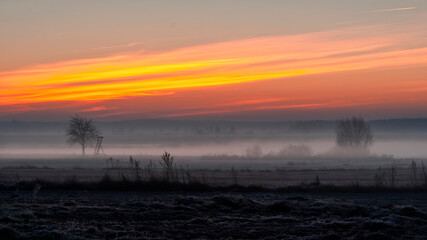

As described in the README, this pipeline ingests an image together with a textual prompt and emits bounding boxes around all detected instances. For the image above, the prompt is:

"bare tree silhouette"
[66,115,99,156]
[336,117,373,151]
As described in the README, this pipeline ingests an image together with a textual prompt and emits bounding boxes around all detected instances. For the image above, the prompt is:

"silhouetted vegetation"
[159,151,174,181]
[6,177,427,193]
[231,166,238,185]
[277,144,312,158]
[5,159,427,193]
[245,145,263,158]
[66,115,100,156]
[336,116,373,154]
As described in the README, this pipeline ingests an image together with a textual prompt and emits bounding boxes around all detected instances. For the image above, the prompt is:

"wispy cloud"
[369,7,416,13]
[221,98,286,107]
[80,106,117,112]
[404,87,427,92]
[255,103,329,110]
[164,109,233,117]
[92,42,143,50]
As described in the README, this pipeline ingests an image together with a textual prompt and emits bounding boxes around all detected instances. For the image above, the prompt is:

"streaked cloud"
[1,25,427,118]
[161,99,385,118]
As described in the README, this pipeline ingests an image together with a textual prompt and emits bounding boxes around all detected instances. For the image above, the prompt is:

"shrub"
[231,167,238,185]
[245,145,263,158]
[374,167,386,187]
[277,144,312,158]
[160,151,174,182]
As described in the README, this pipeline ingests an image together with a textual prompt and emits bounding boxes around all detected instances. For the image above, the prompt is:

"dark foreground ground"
[1,191,427,240]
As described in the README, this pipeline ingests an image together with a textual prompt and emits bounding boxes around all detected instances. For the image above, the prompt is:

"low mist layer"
[1,119,427,158]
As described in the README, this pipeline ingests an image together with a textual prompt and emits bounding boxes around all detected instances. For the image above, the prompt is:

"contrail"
[369,7,416,13]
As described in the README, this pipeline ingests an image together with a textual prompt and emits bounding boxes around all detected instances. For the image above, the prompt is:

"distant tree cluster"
[336,117,373,150]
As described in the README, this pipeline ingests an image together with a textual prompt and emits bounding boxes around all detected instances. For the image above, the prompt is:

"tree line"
[66,115,374,156]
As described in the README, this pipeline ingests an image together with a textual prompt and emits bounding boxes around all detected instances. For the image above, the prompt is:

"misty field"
[2,119,427,239]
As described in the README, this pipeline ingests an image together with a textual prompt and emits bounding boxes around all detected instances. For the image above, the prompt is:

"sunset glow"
[1,1,427,120]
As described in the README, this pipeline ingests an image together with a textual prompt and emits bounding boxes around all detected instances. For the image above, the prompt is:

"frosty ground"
[1,191,427,240]
[1,154,427,239]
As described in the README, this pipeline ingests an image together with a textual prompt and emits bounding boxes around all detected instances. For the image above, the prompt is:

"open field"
[0,155,426,188]
[1,166,426,187]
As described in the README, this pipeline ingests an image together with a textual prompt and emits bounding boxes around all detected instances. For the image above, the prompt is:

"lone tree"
[66,115,99,156]
[336,117,373,151]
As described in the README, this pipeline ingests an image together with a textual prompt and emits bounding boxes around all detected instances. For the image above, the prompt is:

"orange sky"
[1,1,427,120]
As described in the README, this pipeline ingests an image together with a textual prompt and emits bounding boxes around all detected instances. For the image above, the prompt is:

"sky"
[1,0,427,121]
